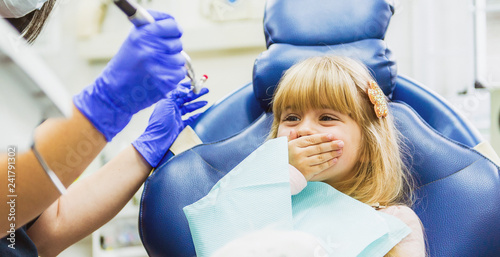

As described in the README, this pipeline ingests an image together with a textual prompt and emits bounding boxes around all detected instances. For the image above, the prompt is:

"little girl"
[268,56,426,256]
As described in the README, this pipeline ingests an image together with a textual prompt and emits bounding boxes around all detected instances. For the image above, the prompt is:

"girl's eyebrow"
[321,109,349,118]
[319,108,341,113]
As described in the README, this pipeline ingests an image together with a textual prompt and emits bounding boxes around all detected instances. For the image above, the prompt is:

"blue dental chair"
[139,0,500,256]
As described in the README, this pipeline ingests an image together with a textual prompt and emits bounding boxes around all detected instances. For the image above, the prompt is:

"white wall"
[386,0,476,96]
[486,11,500,85]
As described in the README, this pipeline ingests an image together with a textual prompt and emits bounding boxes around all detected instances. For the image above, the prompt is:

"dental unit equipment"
[113,0,207,93]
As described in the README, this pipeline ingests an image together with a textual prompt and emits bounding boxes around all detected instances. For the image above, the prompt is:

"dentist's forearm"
[27,145,151,256]
[0,104,106,238]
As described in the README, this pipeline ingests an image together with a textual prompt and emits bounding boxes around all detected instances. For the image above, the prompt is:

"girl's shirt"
[378,205,426,257]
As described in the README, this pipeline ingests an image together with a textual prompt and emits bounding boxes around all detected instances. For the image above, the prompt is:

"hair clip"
[367,80,388,118]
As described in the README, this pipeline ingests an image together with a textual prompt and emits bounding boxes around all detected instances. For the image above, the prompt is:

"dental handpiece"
[114,0,155,26]
[114,0,205,93]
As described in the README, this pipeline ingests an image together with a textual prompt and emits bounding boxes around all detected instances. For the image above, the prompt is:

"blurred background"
[2,0,499,256]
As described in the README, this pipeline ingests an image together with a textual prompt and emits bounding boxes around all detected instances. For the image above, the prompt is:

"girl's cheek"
[276,127,289,138]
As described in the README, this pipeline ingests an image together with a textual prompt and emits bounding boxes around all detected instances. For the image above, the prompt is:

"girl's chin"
[308,173,330,183]
[310,167,335,181]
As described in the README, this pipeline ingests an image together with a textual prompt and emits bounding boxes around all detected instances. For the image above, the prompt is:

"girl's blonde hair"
[269,56,414,207]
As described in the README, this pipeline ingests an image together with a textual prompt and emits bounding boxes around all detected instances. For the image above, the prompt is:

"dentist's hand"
[287,130,344,181]
[132,83,209,168]
[73,11,187,141]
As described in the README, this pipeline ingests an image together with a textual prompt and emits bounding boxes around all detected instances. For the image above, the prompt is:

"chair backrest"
[140,1,500,256]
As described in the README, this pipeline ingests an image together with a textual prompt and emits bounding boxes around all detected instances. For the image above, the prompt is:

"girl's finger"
[310,158,339,175]
[303,140,344,157]
[294,133,335,148]
[307,149,342,166]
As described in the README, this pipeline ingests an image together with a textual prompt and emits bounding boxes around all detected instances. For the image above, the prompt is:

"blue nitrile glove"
[73,10,187,141]
[132,82,209,167]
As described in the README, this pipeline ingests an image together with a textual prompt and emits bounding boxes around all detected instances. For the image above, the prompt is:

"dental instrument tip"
[193,74,208,94]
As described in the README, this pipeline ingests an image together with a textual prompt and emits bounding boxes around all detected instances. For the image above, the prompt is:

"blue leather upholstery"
[393,76,482,147]
[392,102,500,256]
[155,83,265,166]
[263,0,393,46]
[140,0,500,256]
[190,83,265,143]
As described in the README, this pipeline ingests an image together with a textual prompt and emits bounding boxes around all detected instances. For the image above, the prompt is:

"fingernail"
[336,149,342,155]
[337,141,344,148]
[327,134,334,140]
[332,158,338,164]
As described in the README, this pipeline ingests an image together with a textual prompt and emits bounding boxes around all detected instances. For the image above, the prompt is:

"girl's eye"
[283,115,300,122]
[320,115,338,121]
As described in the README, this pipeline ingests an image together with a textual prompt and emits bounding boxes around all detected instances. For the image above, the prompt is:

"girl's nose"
[296,119,317,137]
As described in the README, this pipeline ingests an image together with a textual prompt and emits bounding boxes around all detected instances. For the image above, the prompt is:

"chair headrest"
[263,0,394,47]
[253,0,397,110]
